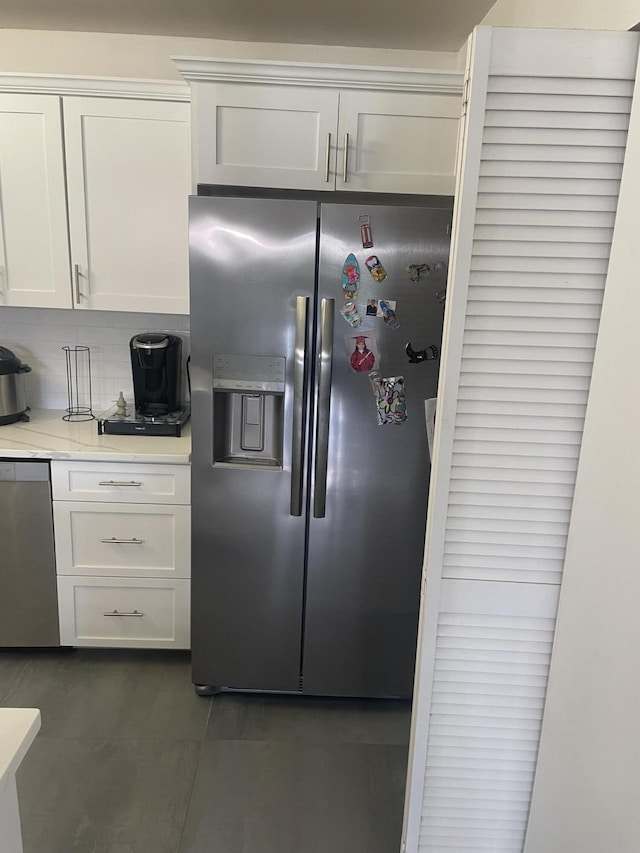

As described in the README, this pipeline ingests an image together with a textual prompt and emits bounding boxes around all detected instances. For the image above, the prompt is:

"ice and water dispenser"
[212,354,285,468]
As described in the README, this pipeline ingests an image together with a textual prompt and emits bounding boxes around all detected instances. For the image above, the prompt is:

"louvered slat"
[484,110,630,129]
[477,192,618,210]
[487,76,634,96]
[483,147,625,168]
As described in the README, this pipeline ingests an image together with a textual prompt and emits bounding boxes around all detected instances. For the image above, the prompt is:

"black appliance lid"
[0,345,30,375]
[131,333,171,350]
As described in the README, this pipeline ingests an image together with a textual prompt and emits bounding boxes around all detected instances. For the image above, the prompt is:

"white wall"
[0,29,459,81]
[0,308,189,413]
[481,0,640,30]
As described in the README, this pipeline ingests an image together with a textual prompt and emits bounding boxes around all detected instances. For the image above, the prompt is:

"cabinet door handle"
[103,609,144,617]
[100,537,144,545]
[98,480,142,487]
[74,264,82,304]
[343,132,349,183]
[325,132,332,182]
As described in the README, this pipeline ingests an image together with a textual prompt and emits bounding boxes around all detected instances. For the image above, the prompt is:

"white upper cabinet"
[336,90,460,194]
[0,94,72,308]
[178,60,463,195]
[64,97,190,313]
[0,88,190,313]
[192,82,339,191]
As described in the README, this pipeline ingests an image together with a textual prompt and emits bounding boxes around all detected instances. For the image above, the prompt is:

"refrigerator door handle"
[313,297,334,518]
[290,295,309,516]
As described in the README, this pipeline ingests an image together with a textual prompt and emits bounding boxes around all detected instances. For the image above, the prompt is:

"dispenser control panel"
[213,354,286,394]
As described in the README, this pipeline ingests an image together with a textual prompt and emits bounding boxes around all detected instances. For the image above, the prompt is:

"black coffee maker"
[130,333,182,417]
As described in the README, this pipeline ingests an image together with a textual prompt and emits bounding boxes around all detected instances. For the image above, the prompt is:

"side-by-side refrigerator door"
[303,201,451,698]
[189,195,318,692]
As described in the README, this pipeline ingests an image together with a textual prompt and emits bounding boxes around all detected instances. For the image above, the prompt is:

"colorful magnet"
[342,253,360,300]
[406,342,439,363]
[407,263,431,282]
[372,375,408,425]
[346,333,378,374]
[359,215,374,249]
[365,299,378,317]
[365,255,387,283]
[340,301,362,327]
[368,368,384,396]
[378,299,400,330]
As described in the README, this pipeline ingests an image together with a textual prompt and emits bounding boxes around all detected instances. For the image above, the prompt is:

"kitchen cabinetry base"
[52,459,191,649]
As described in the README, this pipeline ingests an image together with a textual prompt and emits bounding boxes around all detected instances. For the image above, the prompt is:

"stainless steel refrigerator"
[189,190,451,698]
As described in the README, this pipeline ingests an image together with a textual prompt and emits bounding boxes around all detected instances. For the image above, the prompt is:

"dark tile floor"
[0,649,411,853]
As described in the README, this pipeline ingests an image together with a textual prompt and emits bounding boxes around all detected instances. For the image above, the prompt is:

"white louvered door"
[423,581,559,851]
[402,26,639,853]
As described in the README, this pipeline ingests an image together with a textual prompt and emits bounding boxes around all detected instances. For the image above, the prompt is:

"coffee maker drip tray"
[97,406,190,437]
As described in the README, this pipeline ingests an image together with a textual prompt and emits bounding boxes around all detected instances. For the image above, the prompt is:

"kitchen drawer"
[51,461,190,504]
[57,576,190,648]
[53,502,190,578]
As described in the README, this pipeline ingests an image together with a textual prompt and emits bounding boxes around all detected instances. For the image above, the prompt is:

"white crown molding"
[0,73,190,100]
[172,56,464,94]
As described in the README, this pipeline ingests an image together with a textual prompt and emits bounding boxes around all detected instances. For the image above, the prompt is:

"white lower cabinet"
[57,577,190,648]
[52,460,191,649]
[51,461,190,504]
[53,502,190,577]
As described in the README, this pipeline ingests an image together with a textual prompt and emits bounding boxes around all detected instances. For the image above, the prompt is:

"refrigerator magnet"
[365,255,387,282]
[365,298,378,317]
[406,342,439,363]
[407,263,431,282]
[374,376,408,426]
[377,299,400,329]
[359,214,374,248]
[340,301,362,327]
[345,333,378,374]
[342,253,360,300]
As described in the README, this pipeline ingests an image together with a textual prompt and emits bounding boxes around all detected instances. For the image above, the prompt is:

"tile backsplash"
[0,307,190,413]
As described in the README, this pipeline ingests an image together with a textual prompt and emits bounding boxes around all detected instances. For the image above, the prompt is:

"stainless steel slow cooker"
[0,346,31,424]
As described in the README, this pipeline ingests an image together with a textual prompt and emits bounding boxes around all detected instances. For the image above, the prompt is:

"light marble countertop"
[0,708,40,785]
[0,410,191,464]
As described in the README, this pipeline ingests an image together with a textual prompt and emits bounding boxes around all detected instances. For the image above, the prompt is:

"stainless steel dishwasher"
[0,459,60,646]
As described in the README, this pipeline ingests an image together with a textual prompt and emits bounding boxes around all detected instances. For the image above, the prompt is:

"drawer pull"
[98,480,142,487]
[103,609,144,617]
[100,537,144,545]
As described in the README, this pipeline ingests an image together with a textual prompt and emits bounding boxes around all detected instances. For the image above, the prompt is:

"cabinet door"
[63,97,190,314]
[57,576,190,648]
[53,501,190,579]
[51,461,190,504]
[337,90,460,194]
[192,82,339,190]
[0,94,72,308]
